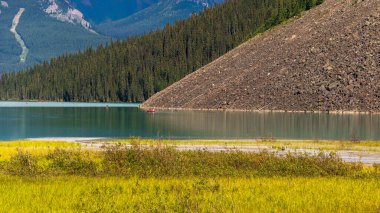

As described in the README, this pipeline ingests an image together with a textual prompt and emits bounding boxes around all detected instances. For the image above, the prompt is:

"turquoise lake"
[0,102,379,140]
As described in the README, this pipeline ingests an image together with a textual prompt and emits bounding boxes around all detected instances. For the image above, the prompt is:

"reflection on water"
[154,111,380,140]
[0,107,379,140]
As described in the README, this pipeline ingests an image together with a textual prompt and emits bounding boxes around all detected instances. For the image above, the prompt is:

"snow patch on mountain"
[42,0,95,33]
[1,1,8,8]
[187,0,209,7]
[1,0,8,13]
[183,0,223,8]
[44,0,59,13]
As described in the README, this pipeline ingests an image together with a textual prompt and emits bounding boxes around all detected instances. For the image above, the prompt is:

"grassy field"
[0,140,81,161]
[0,140,378,212]
[0,176,378,212]
[1,143,374,177]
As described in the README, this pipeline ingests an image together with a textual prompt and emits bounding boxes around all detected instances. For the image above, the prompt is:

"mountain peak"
[42,0,95,33]
[1,1,8,8]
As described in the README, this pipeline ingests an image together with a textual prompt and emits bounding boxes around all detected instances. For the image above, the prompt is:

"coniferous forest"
[0,0,323,102]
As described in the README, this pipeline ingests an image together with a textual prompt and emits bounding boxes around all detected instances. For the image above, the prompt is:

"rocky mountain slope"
[142,0,380,112]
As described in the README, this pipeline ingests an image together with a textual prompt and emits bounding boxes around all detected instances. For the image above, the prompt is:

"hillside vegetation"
[1,145,366,177]
[142,0,380,112]
[0,0,322,102]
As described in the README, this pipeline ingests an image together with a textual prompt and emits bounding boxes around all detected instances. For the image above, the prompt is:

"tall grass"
[0,143,378,212]
[0,176,378,212]
[0,141,82,161]
[0,141,81,148]
[0,144,372,178]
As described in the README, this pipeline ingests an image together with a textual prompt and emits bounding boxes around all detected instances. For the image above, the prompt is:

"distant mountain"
[68,0,162,24]
[1,0,223,72]
[95,0,224,38]
[0,0,109,72]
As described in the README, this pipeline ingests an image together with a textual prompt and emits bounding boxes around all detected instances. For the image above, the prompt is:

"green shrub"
[47,149,99,176]
[0,144,369,178]
[101,145,364,178]
[5,150,40,176]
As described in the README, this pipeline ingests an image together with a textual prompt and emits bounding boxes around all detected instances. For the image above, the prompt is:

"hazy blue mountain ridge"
[0,0,109,72]
[68,0,162,24]
[69,0,223,25]
[95,0,224,38]
[0,0,224,72]
[96,0,222,38]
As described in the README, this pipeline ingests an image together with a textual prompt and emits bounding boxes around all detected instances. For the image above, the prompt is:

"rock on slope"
[142,0,380,112]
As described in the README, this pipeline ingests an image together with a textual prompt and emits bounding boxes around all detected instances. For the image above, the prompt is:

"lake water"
[0,102,379,141]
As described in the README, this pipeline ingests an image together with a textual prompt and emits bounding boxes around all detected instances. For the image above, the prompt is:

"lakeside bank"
[5,138,380,164]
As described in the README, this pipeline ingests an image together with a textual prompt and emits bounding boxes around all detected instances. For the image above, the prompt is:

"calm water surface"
[0,102,379,140]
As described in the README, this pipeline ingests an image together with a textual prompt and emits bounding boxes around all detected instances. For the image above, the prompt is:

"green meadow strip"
[0,176,378,212]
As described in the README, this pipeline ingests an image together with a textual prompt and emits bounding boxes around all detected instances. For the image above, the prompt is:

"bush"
[0,144,368,178]
[47,149,99,176]
[5,150,40,176]
[101,144,363,178]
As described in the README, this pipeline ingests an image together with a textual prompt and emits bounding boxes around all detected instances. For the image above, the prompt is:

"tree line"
[0,0,323,102]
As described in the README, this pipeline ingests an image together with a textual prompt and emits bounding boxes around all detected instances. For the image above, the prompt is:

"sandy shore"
[80,141,380,165]
[25,137,380,164]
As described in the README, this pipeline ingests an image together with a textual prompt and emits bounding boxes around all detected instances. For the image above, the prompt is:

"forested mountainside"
[0,0,222,72]
[0,0,109,72]
[142,0,380,112]
[0,0,322,102]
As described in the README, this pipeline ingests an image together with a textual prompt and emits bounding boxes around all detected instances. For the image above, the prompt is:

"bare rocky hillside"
[142,0,380,112]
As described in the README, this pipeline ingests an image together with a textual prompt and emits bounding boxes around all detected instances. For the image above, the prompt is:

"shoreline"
[140,106,380,115]
[24,137,380,143]
[0,101,139,108]
[0,101,378,114]
[16,138,380,164]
